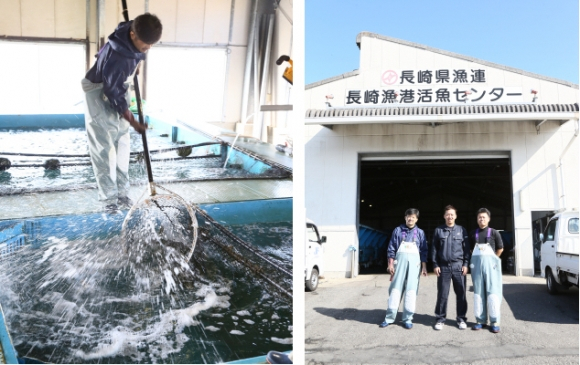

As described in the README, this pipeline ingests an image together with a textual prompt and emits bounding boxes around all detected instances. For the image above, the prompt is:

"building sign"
[345,69,525,105]
[380,69,487,86]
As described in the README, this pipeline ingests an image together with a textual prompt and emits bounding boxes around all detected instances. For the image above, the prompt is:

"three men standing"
[379,205,504,333]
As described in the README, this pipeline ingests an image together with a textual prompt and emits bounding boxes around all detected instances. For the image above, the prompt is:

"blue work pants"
[434,262,468,323]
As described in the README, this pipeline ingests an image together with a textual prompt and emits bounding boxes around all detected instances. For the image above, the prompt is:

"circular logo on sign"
[382,70,398,85]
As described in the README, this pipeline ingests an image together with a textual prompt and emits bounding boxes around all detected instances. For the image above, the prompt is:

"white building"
[305,32,579,278]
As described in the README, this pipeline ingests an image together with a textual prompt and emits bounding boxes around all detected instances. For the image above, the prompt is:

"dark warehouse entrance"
[357,156,515,275]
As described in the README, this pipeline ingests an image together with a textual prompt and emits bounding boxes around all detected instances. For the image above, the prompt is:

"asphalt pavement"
[305,273,579,364]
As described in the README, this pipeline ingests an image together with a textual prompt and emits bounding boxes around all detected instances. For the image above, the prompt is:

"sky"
[305,0,579,85]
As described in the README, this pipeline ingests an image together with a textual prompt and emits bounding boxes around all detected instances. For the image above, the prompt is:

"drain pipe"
[240,0,258,127]
[558,118,579,210]
[254,14,275,141]
[349,245,357,278]
[97,0,106,49]
[252,18,261,139]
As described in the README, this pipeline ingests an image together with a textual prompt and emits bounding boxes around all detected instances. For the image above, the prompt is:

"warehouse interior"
[0,0,293,145]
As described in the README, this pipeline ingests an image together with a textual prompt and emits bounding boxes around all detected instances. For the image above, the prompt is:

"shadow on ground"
[311,307,438,327]
[503,282,578,324]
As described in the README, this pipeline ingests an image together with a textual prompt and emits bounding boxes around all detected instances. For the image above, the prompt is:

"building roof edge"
[350,31,579,89]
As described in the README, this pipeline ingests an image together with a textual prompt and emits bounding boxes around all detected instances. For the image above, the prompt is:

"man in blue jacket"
[431,205,470,330]
[82,13,162,212]
[379,208,428,329]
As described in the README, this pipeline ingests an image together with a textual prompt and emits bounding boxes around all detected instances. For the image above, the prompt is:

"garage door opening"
[357,156,515,275]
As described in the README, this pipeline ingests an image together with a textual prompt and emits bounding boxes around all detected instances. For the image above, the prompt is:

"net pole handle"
[121,0,129,22]
[121,0,154,186]
[134,75,154,185]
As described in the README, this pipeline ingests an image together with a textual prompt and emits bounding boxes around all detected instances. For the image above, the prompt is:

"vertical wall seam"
[201,0,206,43]
[19,0,22,36]
[221,0,236,122]
[174,0,178,43]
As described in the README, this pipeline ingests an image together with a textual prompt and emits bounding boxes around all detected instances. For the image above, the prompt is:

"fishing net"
[121,184,198,290]
[195,208,293,300]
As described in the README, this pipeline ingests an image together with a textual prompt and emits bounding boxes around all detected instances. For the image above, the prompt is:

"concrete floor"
[305,274,579,365]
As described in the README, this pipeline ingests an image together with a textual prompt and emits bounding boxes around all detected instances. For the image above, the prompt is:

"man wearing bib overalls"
[469,208,504,333]
[82,13,162,213]
[379,208,428,329]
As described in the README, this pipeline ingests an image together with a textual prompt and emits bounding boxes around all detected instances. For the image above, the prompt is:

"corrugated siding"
[306,103,579,118]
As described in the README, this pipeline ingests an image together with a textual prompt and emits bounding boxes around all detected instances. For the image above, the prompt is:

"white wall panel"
[381,41,400,70]
[230,0,250,45]
[358,37,372,82]
[537,78,560,104]
[321,136,346,225]
[515,227,534,276]
[525,132,551,209]
[363,37,383,89]
[55,0,86,38]
[315,230,358,278]
[557,83,579,102]
[305,136,327,223]
[398,42,417,71]
[415,46,435,70]
[0,0,22,35]
[105,0,121,38]
[562,135,579,207]
[126,0,145,17]
[21,0,55,37]
[149,0,177,43]
[520,74,542,103]
[503,69,523,87]
[175,0,204,43]
[203,0,230,43]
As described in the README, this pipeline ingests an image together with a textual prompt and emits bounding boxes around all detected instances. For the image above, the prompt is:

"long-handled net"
[119,2,197,284]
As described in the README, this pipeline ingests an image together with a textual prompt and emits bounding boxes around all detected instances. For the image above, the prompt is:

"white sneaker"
[434,322,444,331]
[458,321,467,330]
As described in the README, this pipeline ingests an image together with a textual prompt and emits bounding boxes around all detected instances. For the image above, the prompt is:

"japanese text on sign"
[346,87,524,105]
[381,69,487,86]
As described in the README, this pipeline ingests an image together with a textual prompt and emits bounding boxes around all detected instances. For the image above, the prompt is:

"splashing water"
[0,216,292,363]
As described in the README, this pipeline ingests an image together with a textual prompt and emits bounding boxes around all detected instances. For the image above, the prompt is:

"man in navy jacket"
[431,205,470,330]
[82,13,162,212]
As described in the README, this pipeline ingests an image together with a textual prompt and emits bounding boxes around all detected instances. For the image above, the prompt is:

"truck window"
[569,218,579,234]
[307,225,320,243]
[544,219,558,242]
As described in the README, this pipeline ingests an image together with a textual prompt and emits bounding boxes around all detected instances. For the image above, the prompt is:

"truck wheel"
[546,269,559,295]
[306,268,319,292]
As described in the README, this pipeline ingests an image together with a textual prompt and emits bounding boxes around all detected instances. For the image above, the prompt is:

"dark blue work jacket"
[387,224,428,263]
[430,224,470,268]
[85,21,145,115]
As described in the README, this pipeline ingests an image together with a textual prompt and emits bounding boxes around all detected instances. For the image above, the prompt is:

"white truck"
[540,210,579,294]
[305,219,326,291]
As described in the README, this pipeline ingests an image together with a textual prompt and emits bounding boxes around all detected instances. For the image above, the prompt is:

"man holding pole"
[82,13,162,212]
